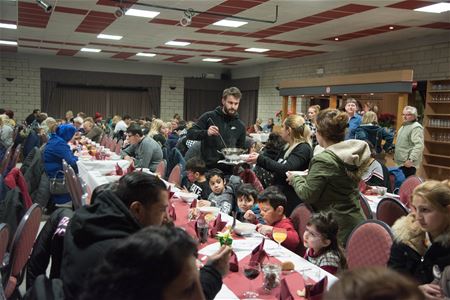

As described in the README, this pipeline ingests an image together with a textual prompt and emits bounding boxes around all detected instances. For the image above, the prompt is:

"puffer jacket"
[21,147,50,207]
[291,139,370,244]
[388,214,450,284]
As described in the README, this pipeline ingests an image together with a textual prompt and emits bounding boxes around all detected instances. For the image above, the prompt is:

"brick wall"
[160,75,184,121]
[1,55,41,122]
[232,34,450,123]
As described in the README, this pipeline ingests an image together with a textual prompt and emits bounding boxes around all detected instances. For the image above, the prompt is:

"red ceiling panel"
[19,38,41,42]
[299,16,331,24]
[149,19,179,25]
[220,31,248,36]
[54,6,88,15]
[156,46,214,53]
[324,24,409,41]
[102,50,120,53]
[334,4,377,13]
[420,22,450,30]
[387,0,435,10]
[256,39,321,47]
[75,11,116,34]
[65,42,85,46]
[314,10,353,19]
[111,52,136,59]
[0,46,17,53]
[96,0,137,8]
[164,55,194,62]
[56,49,79,56]
[0,19,16,25]
[196,29,224,34]
[221,0,268,9]
[18,1,52,28]
[208,6,244,14]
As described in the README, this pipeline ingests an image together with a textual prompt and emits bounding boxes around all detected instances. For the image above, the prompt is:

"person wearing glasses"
[394,106,424,178]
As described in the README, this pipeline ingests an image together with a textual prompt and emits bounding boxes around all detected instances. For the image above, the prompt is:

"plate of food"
[233,223,256,236]
[177,191,198,204]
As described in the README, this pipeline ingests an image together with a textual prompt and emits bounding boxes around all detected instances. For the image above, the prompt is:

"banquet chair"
[359,193,374,219]
[389,174,396,193]
[115,139,123,155]
[0,223,9,265]
[167,164,182,187]
[290,204,312,256]
[346,220,393,270]
[0,146,13,176]
[8,144,22,171]
[62,160,86,209]
[376,197,409,227]
[156,160,166,178]
[99,134,106,146]
[399,176,423,208]
[3,204,42,298]
[109,140,116,152]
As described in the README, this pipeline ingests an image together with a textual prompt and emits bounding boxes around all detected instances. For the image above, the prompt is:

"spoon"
[207,117,227,149]
[433,265,442,284]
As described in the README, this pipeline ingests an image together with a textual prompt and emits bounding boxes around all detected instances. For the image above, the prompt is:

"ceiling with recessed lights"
[0,0,449,67]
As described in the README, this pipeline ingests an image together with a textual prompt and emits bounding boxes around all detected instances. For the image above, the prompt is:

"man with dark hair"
[344,98,361,139]
[61,173,229,300]
[187,87,246,172]
[121,124,163,171]
[81,226,231,300]
[26,108,40,125]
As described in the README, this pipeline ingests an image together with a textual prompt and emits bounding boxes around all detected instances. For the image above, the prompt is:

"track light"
[115,7,126,18]
[180,8,195,27]
[36,0,52,13]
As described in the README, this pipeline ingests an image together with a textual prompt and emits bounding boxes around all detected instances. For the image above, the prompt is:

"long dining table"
[77,159,338,299]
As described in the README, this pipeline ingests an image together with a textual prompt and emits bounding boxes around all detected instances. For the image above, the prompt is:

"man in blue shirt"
[345,98,362,139]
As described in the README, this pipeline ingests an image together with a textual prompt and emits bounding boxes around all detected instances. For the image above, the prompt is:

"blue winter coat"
[44,124,78,204]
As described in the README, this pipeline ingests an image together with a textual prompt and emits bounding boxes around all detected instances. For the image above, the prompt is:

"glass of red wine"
[243,261,261,298]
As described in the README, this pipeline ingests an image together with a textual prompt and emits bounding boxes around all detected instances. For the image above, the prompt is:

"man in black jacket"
[187,87,246,172]
[61,172,228,300]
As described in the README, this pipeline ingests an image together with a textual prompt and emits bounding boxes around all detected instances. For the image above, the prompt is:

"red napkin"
[249,238,268,264]
[279,273,306,300]
[209,214,227,237]
[279,278,295,300]
[190,198,197,209]
[127,161,135,173]
[229,250,239,272]
[167,187,175,200]
[167,199,176,221]
[305,276,328,300]
[115,163,123,175]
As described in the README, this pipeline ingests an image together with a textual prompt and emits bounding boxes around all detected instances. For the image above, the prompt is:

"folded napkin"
[190,198,197,208]
[167,200,176,221]
[305,276,328,300]
[250,238,268,264]
[229,250,239,272]
[167,187,175,200]
[209,214,227,237]
[127,161,136,173]
[278,278,296,300]
[115,163,123,175]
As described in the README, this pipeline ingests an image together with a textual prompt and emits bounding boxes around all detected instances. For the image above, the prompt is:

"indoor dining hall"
[1,0,450,299]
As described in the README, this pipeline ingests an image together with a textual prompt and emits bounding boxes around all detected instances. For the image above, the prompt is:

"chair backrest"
[99,134,106,146]
[167,164,182,186]
[346,220,393,270]
[156,160,166,178]
[63,160,84,209]
[399,176,423,208]
[389,174,396,193]
[3,204,42,295]
[0,223,10,264]
[0,145,13,175]
[115,139,123,155]
[359,193,374,219]
[8,144,22,171]
[109,140,116,152]
[290,204,312,256]
[376,197,409,227]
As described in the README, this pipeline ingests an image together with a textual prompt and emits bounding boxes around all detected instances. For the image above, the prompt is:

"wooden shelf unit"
[422,79,450,180]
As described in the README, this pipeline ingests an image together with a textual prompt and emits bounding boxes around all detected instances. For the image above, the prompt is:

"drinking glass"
[243,261,261,298]
[272,228,287,250]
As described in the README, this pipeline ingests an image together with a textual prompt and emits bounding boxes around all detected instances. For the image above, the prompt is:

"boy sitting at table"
[196,168,233,214]
[184,157,211,200]
[236,183,264,224]
[256,186,300,252]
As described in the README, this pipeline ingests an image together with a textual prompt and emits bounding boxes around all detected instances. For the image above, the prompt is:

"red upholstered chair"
[376,197,409,227]
[63,160,86,209]
[389,174,396,193]
[0,223,9,265]
[167,164,182,186]
[346,220,393,270]
[399,176,423,208]
[156,160,166,178]
[359,193,374,220]
[290,204,312,256]
[115,139,123,155]
[8,144,22,171]
[3,204,42,298]
[0,146,13,176]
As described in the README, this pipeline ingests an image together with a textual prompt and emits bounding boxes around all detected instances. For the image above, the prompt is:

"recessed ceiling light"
[334,37,339,41]
[414,2,450,13]
[213,19,248,28]
[165,40,190,46]
[0,23,17,29]
[245,48,270,53]
[0,40,17,46]
[202,58,223,62]
[125,8,160,18]
[389,26,394,30]
[370,93,374,96]
[136,52,156,57]
[80,48,101,53]
[97,34,123,40]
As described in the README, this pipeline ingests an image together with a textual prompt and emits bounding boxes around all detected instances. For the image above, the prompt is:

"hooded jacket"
[43,125,78,204]
[186,106,246,168]
[388,214,450,284]
[291,139,370,244]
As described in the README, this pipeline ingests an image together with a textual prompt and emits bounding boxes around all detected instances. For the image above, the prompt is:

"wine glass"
[272,227,287,250]
[243,261,261,298]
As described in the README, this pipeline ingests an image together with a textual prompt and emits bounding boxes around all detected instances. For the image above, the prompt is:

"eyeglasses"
[402,113,413,116]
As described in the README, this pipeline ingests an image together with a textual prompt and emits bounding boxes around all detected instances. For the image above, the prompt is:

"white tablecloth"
[364,193,401,214]
[77,159,130,194]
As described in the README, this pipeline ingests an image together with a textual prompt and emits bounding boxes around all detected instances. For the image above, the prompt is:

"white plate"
[234,223,256,236]
[198,206,220,216]
[239,154,250,161]
[110,155,121,160]
[286,170,308,176]
[177,191,198,203]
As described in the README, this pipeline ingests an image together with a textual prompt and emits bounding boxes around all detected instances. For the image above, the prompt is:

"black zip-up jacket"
[61,189,222,300]
[187,106,246,168]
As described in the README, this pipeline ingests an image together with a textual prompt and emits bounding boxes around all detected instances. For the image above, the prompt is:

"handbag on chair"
[49,171,68,195]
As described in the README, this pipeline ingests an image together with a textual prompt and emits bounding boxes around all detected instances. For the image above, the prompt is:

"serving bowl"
[234,223,256,235]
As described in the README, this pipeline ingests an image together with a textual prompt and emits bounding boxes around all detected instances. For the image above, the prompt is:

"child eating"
[236,184,264,224]
[303,212,346,275]
[256,186,300,252]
